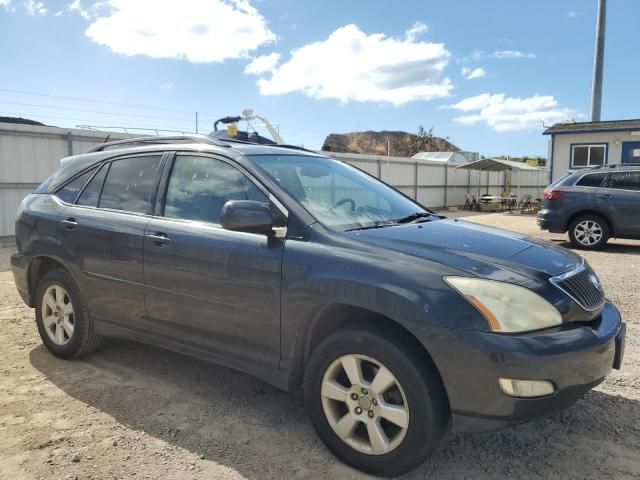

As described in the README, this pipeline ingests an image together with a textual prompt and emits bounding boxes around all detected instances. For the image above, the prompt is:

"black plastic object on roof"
[208,129,277,145]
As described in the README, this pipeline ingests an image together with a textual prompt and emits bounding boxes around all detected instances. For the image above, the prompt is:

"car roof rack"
[221,137,319,154]
[87,135,230,153]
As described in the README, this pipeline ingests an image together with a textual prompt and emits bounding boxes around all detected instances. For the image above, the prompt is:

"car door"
[57,153,165,330]
[143,153,284,367]
[600,171,640,234]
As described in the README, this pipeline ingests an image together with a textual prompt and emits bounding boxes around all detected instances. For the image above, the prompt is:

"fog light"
[498,378,555,398]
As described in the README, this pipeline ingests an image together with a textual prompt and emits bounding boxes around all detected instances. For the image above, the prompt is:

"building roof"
[543,119,640,135]
[455,158,544,172]
[411,151,455,161]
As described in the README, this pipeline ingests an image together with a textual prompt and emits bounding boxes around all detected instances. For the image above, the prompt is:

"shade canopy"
[455,158,544,172]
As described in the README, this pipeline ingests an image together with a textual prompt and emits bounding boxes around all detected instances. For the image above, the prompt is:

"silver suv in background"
[538,165,640,249]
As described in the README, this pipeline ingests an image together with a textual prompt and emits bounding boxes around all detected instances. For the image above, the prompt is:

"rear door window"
[576,173,607,188]
[55,169,95,203]
[99,155,163,213]
[607,171,640,191]
[163,155,268,224]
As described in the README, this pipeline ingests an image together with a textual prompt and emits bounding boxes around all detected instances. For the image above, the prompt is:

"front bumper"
[421,302,625,433]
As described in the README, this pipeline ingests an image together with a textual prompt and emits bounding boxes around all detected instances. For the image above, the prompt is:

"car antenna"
[104,133,111,143]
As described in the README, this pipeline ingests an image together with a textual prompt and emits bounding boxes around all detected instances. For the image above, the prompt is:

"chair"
[519,194,533,214]
[463,194,472,210]
[469,194,481,211]
[501,192,517,212]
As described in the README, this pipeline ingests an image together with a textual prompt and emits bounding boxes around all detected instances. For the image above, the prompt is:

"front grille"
[551,264,605,311]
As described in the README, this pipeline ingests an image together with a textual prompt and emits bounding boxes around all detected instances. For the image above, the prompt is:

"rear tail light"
[543,189,563,200]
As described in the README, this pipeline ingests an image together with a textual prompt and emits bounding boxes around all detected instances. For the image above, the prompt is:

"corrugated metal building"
[0,122,134,245]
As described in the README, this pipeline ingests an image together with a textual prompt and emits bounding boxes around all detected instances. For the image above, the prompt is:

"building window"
[571,144,606,168]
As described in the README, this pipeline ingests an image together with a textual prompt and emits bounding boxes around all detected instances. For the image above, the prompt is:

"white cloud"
[254,24,452,105]
[72,0,275,63]
[24,0,47,15]
[567,11,577,17]
[0,0,11,9]
[244,52,280,74]
[471,49,536,60]
[54,9,63,16]
[159,83,173,90]
[461,67,486,80]
[491,50,536,59]
[405,21,428,41]
[444,93,575,131]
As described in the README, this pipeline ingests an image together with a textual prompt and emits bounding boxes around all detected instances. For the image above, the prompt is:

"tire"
[568,214,610,250]
[35,269,102,359]
[304,328,448,477]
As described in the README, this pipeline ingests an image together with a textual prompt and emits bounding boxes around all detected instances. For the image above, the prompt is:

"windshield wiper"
[346,222,396,232]
[395,212,436,224]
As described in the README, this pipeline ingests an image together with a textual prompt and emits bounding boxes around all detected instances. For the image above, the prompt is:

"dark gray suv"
[11,135,625,477]
[538,166,640,249]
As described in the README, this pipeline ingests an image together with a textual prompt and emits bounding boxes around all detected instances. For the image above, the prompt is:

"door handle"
[61,217,78,230]
[147,233,172,246]
[598,193,612,199]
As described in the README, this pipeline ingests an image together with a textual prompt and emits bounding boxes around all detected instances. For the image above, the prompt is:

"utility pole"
[590,0,606,121]
[195,112,199,134]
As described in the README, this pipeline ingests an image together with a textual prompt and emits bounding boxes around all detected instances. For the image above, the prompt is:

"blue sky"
[1,0,638,156]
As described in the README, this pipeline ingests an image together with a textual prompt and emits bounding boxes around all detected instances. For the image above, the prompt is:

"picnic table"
[479,195,517,212]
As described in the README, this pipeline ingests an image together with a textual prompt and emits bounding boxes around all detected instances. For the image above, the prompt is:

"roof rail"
[87,135,229,153]
[222,137,318,154]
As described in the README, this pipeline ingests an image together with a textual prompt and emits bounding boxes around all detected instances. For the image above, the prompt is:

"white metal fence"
[0,123,550,245]
[0,122,135,245]
[328,152,550,209]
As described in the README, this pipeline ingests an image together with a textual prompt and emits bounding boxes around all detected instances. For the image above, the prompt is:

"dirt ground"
[0,212,638,480]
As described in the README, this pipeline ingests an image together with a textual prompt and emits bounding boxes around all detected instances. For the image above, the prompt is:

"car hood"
[347,218,582,282]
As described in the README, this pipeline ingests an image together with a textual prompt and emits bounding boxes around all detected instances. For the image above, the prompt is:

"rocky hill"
[321,130,459,157]
[0,116,46,126]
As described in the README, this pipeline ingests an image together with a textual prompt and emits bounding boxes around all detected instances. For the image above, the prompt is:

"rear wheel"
[568,214,610,250]
[35,269,102,358]
[304,328,448,477]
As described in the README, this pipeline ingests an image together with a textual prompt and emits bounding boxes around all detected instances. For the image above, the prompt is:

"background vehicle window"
[55,169,95,203]
[77,164,107,206]
[99,155,162,213]
[608,171,640,191]
[164,155,268,224]
[576,173,607,187]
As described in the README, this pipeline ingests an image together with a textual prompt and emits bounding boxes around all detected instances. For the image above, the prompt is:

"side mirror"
[220,200,274,235]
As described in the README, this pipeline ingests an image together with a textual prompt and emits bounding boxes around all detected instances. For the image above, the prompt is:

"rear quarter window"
[575,173,607,187]
[54,169,95,203]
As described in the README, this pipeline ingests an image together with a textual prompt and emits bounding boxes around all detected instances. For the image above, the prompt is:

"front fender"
[279,237,488,386]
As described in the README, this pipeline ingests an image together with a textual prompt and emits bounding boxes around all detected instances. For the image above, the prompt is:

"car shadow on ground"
[550,240,640,254]
[30,339,640,480]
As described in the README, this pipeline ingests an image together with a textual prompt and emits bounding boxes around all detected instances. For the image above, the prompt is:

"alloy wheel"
[41,284,75,345]
[574,220,603,246]
[320,354,409,455]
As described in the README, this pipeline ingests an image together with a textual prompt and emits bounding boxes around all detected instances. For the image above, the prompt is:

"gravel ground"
[0,212,638,480]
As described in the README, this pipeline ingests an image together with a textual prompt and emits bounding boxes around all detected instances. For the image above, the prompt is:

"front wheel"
[568,214,610,250]
[304,328,448,477]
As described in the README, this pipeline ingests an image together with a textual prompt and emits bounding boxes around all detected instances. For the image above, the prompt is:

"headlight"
[444,277,562,333]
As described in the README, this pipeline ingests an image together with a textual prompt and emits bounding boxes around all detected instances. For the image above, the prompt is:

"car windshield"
[251,154,428,231]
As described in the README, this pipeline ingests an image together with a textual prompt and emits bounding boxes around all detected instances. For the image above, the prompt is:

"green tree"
[406,126,436,156]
